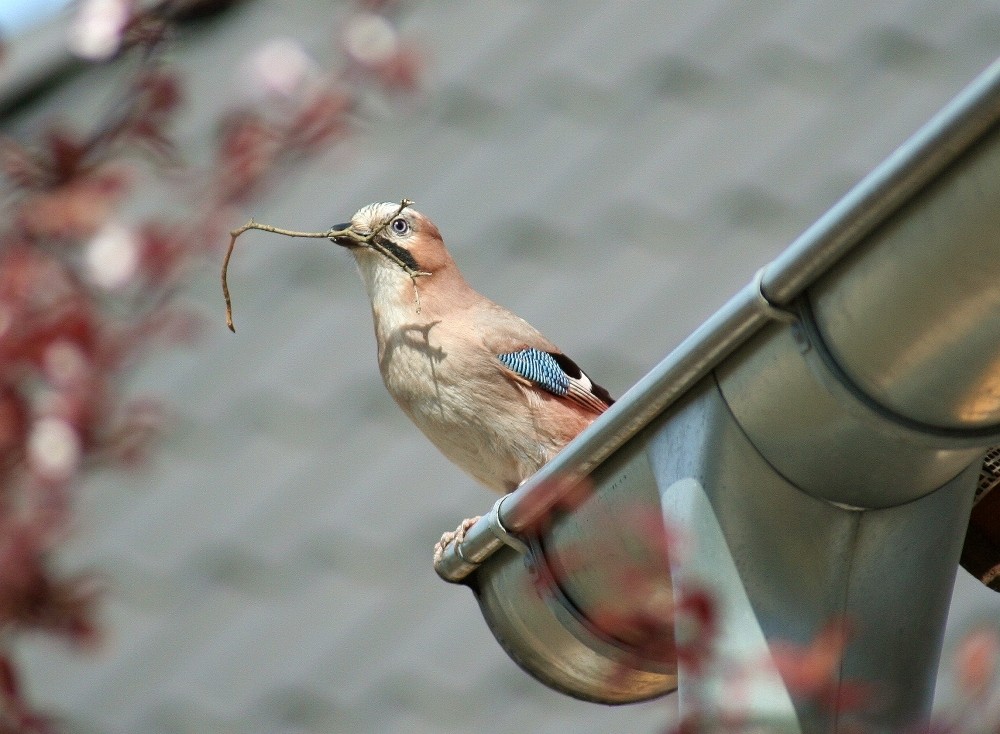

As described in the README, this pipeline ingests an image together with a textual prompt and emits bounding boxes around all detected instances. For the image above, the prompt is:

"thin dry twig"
[222,198,426,331]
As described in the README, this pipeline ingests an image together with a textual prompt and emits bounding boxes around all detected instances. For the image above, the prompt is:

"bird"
[331,201,614,502]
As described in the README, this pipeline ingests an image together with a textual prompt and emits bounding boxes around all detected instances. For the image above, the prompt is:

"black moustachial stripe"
[373,235,419,272]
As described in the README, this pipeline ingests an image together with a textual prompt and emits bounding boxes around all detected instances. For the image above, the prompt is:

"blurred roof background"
[5,0,1000,732]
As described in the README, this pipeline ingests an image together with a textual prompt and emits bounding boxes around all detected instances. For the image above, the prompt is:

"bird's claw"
[433,515,481,564]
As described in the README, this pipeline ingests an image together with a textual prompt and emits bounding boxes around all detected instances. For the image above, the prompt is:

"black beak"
[330,222,355,247]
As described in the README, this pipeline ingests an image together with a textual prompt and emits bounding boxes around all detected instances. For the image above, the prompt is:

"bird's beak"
[330,222,355,247]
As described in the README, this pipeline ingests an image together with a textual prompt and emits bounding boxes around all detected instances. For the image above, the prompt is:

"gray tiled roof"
[10,0,1000,731]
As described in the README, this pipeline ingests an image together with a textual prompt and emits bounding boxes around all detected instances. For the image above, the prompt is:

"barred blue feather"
[497,348,570,397]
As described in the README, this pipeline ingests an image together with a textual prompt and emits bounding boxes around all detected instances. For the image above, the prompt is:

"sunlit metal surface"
[810,124,1000,429]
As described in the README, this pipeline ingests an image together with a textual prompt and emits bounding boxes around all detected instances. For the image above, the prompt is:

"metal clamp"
[486,494,530,555]
[753,266,798,324]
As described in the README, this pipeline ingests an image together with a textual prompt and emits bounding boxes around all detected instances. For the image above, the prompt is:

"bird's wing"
[496,347,614,414]
[475,302,614,414]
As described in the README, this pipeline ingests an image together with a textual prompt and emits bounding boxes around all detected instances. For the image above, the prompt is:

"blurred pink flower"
[247,38,318,99]
[770,618,872,713]
[954,626,1000,699]
[85,220,140,290]
[27,417,81,483]
[343,12,399,68]
[69,0,133,61]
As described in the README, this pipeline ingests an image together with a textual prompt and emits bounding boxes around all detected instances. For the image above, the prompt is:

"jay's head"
[331,202,452,281]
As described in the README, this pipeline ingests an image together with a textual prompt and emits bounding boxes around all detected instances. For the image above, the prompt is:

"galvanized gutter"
[434,56,1000,584]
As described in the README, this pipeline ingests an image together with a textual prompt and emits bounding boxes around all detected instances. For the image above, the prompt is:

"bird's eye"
[390,217,410,235]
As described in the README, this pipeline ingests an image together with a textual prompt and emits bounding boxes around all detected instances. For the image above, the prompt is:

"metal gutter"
[434,56,1000,584]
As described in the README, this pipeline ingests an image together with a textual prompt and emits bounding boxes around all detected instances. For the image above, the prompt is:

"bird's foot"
[433,515,481,564]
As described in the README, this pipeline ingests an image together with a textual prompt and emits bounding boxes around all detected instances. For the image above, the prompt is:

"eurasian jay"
[332,202,614,495]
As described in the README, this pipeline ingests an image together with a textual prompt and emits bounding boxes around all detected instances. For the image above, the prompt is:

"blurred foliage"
[0,0,419,729]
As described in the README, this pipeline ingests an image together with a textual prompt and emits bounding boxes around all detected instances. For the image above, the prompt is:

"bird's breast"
[377,321,447,403]
[367,303,583,492]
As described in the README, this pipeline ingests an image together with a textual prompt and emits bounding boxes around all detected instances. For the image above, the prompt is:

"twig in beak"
[222,199,426,331]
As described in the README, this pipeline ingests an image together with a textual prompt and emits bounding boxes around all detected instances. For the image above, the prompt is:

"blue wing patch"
[497,348,570,396]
